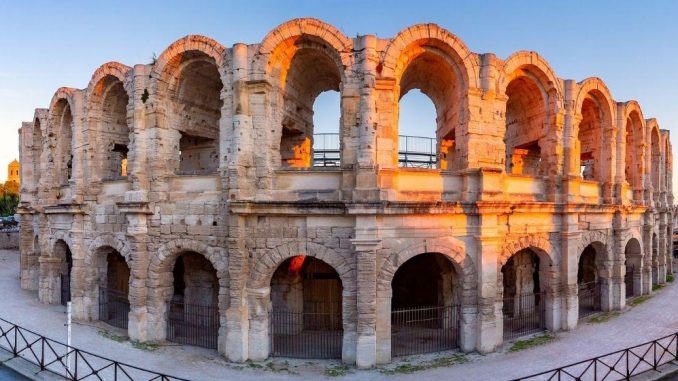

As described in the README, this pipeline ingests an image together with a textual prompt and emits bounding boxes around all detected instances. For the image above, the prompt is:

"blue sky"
[1,0,677,192]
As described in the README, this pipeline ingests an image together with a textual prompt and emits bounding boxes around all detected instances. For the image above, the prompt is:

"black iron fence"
[60,275,70,307]
[513,331,678,380]
[167,299,219,350]
[391,305,459,357]
[99,288,130,330]
[578,281,600,319]
[310,133,437,168]
[0,317,190,380]
[270,309,343,359]
[503,292,545,340]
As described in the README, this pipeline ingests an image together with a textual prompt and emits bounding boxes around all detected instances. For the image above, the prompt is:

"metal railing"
[503,293,545,340]
[578,281,600,319]
[391,305,459,357]
[513,331,678,380]
[167,299,219,350]
[99,288,130,330]
[270,302,343,359]
[0,317,190,380]
[311,133,437,168]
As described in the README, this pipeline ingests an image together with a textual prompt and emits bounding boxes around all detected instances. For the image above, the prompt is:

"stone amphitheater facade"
[17,18,674,368]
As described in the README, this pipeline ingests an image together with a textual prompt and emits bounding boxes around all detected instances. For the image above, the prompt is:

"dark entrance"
[167,252,219,349]
[270,256,343,359]
[501,249,545,340]
[98,250,130,329]
[578,244,601,319]
[54,240,72,306]
[391,253,459,357]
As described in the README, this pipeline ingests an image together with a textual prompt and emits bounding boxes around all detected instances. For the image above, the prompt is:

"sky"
[1,0,678,194]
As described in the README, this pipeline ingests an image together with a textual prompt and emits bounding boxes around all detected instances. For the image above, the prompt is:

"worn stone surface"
[16,18,674,368]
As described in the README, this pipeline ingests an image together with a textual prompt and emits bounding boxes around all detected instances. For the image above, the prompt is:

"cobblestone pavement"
[1,249,676,381]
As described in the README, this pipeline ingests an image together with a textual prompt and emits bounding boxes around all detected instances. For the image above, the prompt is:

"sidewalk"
[1,249,676,380]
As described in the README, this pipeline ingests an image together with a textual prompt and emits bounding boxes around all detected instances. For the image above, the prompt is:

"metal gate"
[391,305,459,357]
[60,275,70,306]
[578,281,600,319]
[271,303,343,359]
[99,288,130,329]
[625,265,635,298]
[167,299,219,349]
[503,292,545,340]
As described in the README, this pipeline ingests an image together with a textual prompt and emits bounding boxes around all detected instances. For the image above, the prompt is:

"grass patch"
[628,295,652,307]
[131,341,160,351]
[97,330,127,343]
[666,274,674,283]
[653,283,664,291]
[245,361,296,374]
[324,364,352,377]
[509,333,556,352]
[379,354,468,374]
[587,311,620,324]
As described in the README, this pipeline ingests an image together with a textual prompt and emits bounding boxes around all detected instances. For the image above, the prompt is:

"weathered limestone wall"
[17,18,674,368]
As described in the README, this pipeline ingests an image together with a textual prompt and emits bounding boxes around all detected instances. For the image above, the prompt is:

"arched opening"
[311,90,341,167]
[391,253,459,356]
[397,90,438,168]
[651,128,661,194]
[501,249,546,340]
[94,247,130,329]
[95,76,130,179]
[277,38,342,169]
[505,71,548,176]
[396,46,462,170]
[624,238,642,298]
[625,111,643,197]
[578,244,602,318]
[32,118,42,186]
[52,100,73,185]
[578,93,608,181]
[167,251,219,349]
[270,256,342,359]
[164,51,223,175]
[54,240,72,306]
[652,233,659,284]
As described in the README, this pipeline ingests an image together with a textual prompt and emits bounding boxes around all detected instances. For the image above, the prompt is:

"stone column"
[610,229,625,309]
[38,256,62,304]
[352,236,380,369]
[18,210,39,290]
[69,213,88,320]
[561,229,581,330]
[118,199,152,342]
[642,224,653,294]
[658,220,668,284]
[246,287,270,361]
[225,215,250,362]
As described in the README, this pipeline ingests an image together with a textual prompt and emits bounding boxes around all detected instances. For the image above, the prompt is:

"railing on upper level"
[312,133,436,168]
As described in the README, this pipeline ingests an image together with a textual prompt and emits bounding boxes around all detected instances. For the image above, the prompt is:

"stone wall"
[17,18,674,368]
[0,230,19,249]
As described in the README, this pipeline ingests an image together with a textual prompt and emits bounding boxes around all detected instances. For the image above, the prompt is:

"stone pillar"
[610,229,625,309]
[69,213,88,320]
[352,236,380,369]
[19,211,39,290]
[642,224,653,294]
[246,287,270,361]
[225,216,250,362]
[561,229,581,330]
[118,199,152,342]
[38,256,62,304]
[658,221,668,284]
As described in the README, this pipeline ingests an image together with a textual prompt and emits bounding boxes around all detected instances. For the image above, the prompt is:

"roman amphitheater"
[17,18,674,368]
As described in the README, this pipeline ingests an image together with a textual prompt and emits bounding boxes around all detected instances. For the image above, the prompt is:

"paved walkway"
[1,249,676,381]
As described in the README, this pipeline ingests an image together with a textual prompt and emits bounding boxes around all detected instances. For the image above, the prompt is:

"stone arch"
[381,23,478,89]
[575,230,612,264]
[49,230,74,257]
[248,241,354,290]
[88,234,132,264]
[86,63,133,180]
[377,237,475,294]
[381,24,478,171]
[499,233,557,269]
[253,18,352,79]
[152,238,226,275]
[149,35,227,175]
[499,52,564,176]
[647,119,661,192]
[574,78,616,182]
[623,101,646,193]
[48,88,78,186]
